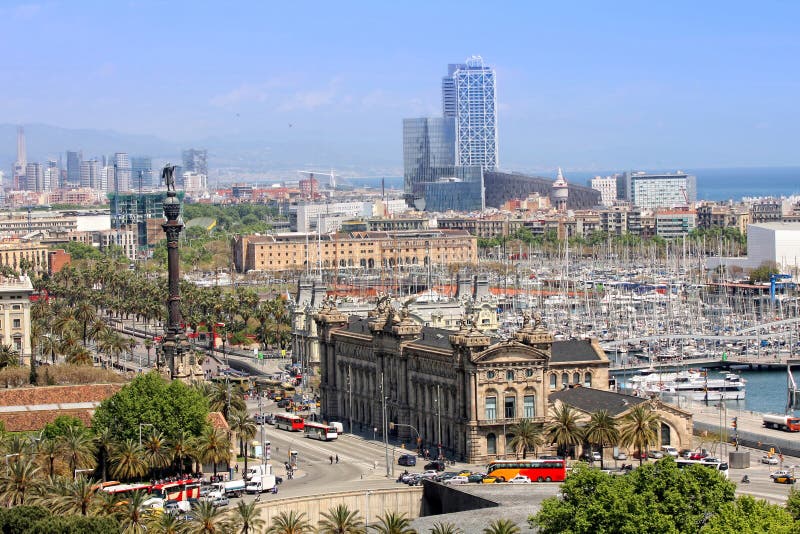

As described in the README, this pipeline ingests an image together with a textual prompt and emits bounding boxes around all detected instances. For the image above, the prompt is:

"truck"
[244,464,272,481]
[207,479,246,499]
[330,421,344,434]
[763,414,800,432]
[245,474,277,494]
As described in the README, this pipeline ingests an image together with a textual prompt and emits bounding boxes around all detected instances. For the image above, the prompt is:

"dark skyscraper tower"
[66,151,82,187]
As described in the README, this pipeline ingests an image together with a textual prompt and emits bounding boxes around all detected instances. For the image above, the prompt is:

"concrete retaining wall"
[694,421,800,458]
[252,486,423,526]
[421,480,498,516]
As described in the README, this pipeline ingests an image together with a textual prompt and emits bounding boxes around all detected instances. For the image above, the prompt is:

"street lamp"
[139,423,154,446]
[389,422,421,455]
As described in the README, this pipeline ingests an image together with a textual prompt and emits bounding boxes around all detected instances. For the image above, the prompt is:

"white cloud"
[209,83,271,108]
[276,78,341,112]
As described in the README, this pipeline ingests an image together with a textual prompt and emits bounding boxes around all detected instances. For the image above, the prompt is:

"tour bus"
[676,458,729,479]
[101,482,152,496]
[486,458,567,483]
[304,421,338,441]
[149,478,203,501]
[275,413,305,432]
[763,414,800,432]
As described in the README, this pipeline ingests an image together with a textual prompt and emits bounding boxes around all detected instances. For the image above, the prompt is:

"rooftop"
[549,386,647,417]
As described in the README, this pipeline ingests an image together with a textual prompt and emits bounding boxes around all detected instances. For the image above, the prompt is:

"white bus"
[676,458,729,479]
[304,421,338,441]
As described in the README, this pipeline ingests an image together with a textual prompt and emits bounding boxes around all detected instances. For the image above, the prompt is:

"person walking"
[335,454,339,464]
[329,455,334,465]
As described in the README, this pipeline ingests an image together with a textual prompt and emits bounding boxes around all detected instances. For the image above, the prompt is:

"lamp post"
[139,423,154,446]
[389,422,421,455]
[380,372,390,478]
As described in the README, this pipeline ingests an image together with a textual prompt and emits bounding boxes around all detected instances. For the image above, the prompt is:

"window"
[561,373,569,388]
[505,434,515,454]
[549,374,557,390]
[487,371,495,379]
[504,396,516,419]
[506,370,514,381]
[487,433,496,455]
[525,369,534,377]
[12,319,20,329]
[584,373,592,387]
[485,397,497,420]
[573,372,581,384]
[523,395,535,418]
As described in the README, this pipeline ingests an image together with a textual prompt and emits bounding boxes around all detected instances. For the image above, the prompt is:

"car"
[457,470,472,477]
[762,455,780,465]
[467,473,486,483]
[199,486,212,498]
[774,475,797,485]
[770,469,793,480]
[481,476,498,484]
[661,446,679,458]
[591,451,602,462]
[613,452,628,461]
[442,475,469,485]
[435,472,457,482]
[398,454,417,467]
[276,399,290,408]
[679,449,693,459]
[211,496,229,507]
[424,461,445,472]
[508,475,532,484]
[253,413,268,424]
[420,470,439,479]
[689,451,708,461]
[700,457,721,464]
[647,450,664,459]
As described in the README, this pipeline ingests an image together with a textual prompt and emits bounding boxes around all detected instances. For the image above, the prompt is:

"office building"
[130,157,153,191]
[66,151,82,187]
[44,160,59,192]
[13,127,26,190]
[655,210,697,238]
[450,56,498,170]
[182,148,208,176]
[621,171,697,209]
[590,176,618,207]
[442,63,464,118]
[108,192,181,249]
[80,160,101,190]
[24,163,43,192]
[113,153,131,192]
[0,275,34,366]
[182,171,207,196]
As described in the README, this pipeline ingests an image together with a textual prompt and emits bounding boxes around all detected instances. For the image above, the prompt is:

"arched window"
[549,374,557,390]
[487,433,496,455]
[561,373,569,388]
[584,372,592,387]
[661,423,671,446]
[573,372,581,384]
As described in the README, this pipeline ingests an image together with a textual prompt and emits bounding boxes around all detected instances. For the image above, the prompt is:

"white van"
[661,446,679,458]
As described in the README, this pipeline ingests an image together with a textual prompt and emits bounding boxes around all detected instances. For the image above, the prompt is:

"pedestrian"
[335,454,339,464]
[329,455,333,464]
[234,463,239,473]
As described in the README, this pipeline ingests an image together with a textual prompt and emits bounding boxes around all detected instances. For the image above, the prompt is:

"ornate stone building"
[313,301,631,463]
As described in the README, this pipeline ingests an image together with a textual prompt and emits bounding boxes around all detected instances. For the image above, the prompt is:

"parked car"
[661,446,679,458]
[435,472,457,482]
[424,461,445,472]
[508,475,532,484]
[689,451,708,461]
[467,473,486,483]
[276,399,290,408]
[774,474,796,485]
[420,470,439,479]
[679,449,693,459]
[211,496,230,508]
[457,470,472,477]
[442,475,469,485]
[482,476,498,484]
[613,452,628,461]
[647,450,664,459]
[762,455,779,465]
[398,454,417,467]
[771,469,793,480]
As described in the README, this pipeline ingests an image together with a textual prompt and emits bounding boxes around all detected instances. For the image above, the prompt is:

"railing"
[477,416,546,426]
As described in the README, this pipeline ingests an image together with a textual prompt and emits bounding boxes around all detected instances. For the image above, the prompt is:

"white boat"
[631,370,746,401]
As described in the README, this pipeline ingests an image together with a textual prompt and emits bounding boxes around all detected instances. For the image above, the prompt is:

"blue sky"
[2,0,799,172]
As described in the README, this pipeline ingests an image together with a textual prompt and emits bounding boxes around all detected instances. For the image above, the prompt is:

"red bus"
[304,421,338,441]
[149,478,202,501]
[275,413,305,432]
[486,459,567,483]
[101,482,152,496]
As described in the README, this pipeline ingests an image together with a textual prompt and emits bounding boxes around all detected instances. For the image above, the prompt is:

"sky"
[2,0,799,173]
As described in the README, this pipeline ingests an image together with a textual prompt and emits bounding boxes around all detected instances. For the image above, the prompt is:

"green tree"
[368,511,416,534]
[184,499,230,533]
[57,425,96,479]
[110,439,148,481]
[118,490,149,534]
[232,499,266,534]
[482,519,520,534]
[92,371,209,442]
[619,404,660,465]
[699,495,795,534]
[318,503,365,534]
[583,410,619,470]
[52,476,98,516]
[429,523,463,534]
[749,261,780,283]
[267,510,313,534]
[228,409,257,477]
[0,459,40,505]
[786,487,800,520]
[141,430,171,478]
[545,404,584,459]
[196,427,231,479]
[0,506,50,532]
[42,415,87,441]
[146,511,185,534]
[507,419,544,459]
[0,344,19,369]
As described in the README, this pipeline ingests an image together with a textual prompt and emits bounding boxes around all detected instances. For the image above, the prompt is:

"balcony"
[477,416,546,427]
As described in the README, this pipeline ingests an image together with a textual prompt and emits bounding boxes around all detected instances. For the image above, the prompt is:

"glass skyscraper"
[130,156,153,190]
[403,117,456,196]
[450,56,498,170]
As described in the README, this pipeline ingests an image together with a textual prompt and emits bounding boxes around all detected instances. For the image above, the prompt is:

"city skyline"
[1,1,799,172]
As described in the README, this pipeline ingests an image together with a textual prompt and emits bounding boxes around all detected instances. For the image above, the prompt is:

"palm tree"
[429,523,462,534]
[267,510,312,534]
[53,475,98,516]
[0,344,19,368]
[232,499,265,534]
[507,419,544,459]
[110,439,148,481]
[369,511,416,534]
[206,381,246,419]
[40,333,59,364]
[142,430,171,478]
[119,490,149,534]
[196,427,231,479]
[318,503,365,534]
[185,500,229,533]
[583,409,620,470]
[144,338,154,367]
[545,404,584,459]
[619,403,660,466]
[146,511,185,534]
[75,301,97,344]
[482,519,520,534]
[58,426,96,479]
[35,435,62,478]
[94,428,115,482]
[228,409,257,477]
[0,458,40,505]
[169,430,192,476]
[93,490,122,517]
[66,345,93,365]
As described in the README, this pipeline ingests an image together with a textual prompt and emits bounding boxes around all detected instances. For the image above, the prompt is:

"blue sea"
[349,167,800,201]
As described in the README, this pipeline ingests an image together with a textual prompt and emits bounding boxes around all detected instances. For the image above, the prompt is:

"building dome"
[551,167,569,212]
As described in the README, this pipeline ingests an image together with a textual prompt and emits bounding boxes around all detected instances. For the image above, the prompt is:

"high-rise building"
[25,163,43,192]
[442,63,464,118]
[44,160,59,191]
[621,171,697,209]
[182,148,208,176]
[13,127,26,190]
[130,157,153,191]
[80,160,101,190]
[66,151,82,187]
[590,176,618,207]
[449,56,498,170]
[113,153,130,193]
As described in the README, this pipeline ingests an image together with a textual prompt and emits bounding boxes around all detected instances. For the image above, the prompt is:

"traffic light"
[732,417,737,429]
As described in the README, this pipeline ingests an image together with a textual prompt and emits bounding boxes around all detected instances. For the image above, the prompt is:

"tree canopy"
[92,371,209,441]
